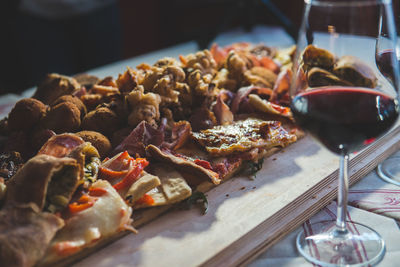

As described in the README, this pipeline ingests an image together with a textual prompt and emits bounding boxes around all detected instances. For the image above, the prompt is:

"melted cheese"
[192,118,297,156]
[43,180,132,263]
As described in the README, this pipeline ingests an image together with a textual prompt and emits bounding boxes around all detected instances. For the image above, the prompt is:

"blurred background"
[0,0,304,94]
[0,0,397,94]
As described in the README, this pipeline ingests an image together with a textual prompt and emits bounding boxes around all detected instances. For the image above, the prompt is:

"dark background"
[118,0,304,59]
[0,0,398,95]
[0,0,304,95]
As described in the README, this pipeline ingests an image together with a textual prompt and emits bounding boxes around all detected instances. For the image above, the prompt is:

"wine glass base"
[377,156,400,186]
[296,220,385,267]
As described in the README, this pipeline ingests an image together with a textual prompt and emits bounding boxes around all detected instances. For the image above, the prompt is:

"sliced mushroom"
[302,45,336,71]
[333,55,377,88]
[307,67,353,87]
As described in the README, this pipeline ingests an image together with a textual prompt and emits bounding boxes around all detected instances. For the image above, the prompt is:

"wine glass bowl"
[291,0,399,266]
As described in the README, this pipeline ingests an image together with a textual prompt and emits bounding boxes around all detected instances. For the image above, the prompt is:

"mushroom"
[302,45,336,71]
[333,55,377,88]
[307,67,352,87]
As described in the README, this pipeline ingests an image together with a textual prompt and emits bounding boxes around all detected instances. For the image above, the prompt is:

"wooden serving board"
[70,126,400,267]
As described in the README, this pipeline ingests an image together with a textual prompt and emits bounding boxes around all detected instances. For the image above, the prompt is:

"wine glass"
[290,0,399,266]
[375,15,400,185]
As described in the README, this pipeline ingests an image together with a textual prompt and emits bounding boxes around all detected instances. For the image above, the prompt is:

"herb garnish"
[181,191,209,215]
[243,158,264,179]
[84,157,101,183]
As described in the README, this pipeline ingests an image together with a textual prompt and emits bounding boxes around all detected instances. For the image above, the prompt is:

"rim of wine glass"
[304,0,391,7]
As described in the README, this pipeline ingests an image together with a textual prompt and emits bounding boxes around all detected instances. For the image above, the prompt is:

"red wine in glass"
[291,87,399,155]
[376,49,399,83]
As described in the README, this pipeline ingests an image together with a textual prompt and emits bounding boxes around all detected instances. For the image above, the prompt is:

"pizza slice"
[144,117,299,194]
[191,118,297,156]
[39,179,134,265]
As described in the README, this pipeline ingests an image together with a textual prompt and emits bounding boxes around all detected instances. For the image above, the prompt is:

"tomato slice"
[194,159,213,170]
[135,194,155,206]
[53,241,81,256]
[88,187,108,197]
[68,194,97,213]
[69,201,94,213]
[113,159,149,191]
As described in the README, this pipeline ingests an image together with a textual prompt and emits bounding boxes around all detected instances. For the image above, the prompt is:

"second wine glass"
[375,15,400,185]
[291,0,399,266]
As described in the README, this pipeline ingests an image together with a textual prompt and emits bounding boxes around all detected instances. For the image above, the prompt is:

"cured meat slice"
[247,94,292,118]
[113,121,164,157]
[38,134,84,158]
[146,145,221,185]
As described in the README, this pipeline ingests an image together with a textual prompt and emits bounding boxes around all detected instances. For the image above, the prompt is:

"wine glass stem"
[336,154,349,233]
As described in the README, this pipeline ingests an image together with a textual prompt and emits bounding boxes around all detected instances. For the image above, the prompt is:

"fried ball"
[41,102,81,133]
[81,107,120,138]
[32,73,81,104]
[75,130,111,158]
[80,93,103,112]
[51,95,87,119]
[8,98,47,131]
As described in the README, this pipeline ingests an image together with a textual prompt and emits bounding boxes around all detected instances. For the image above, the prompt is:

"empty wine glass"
[291,0,399,266]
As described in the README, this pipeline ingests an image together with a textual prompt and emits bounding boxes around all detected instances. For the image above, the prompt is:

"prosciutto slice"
[162,121,192,150]
[38,134,84,158]
[113,121,164,157]
[212,92,234,125]
[146,145,221,185]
